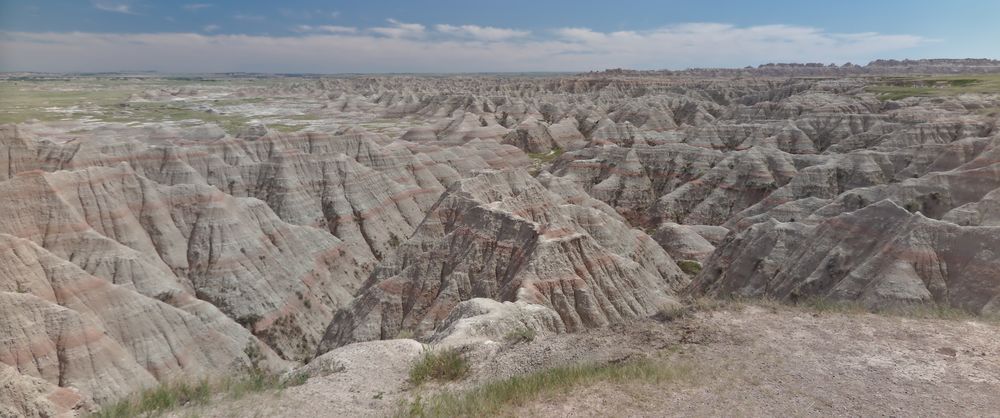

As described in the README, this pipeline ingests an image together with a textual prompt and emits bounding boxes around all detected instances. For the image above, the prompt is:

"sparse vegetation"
[677,260,703,275]
[652,303,690,322]
[266,123,307,133]
[719,295,990,322]
[504,327,536,344]
[89,368,310,418]
[653,297,725,322]
[90,342,308,418]
[866,74,1000,100]
[409,348,470,385]
[399,358,693,417]
[527,147,564,163]
[790,296,983,321]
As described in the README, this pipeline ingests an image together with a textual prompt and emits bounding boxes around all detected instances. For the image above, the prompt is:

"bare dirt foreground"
[168,304,1000,418]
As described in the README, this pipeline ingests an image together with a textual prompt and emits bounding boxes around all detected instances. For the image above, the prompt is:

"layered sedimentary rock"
[4,65,1000,410]
[692,200,1000,315]
[0,362,90,418]
[318,169,686,351]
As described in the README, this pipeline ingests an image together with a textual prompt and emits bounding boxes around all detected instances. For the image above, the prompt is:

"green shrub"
[677,260,702,275]
[409,348,470,385]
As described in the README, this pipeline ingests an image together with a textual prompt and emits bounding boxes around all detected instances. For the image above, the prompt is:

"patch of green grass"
[676,260,702,276]
[266,123,307,133]
[409,348,470,386]
[87,102,253,135]
[727,295,989,322]
[504,327,536,344]
[0,82,136,124]
[90,379,212,418]
[90,368,311,418]
[867,74,1000,100]
[527,147,564,163]
[399,358,692,417]
[91,343,308,418]
[283,114,323,120]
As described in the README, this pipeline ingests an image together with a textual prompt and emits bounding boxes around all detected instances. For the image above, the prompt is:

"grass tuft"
[90,343,310,418]
[399,358,691,417]
[677,260,703,276]
[409,348,470,386]
[722,294,990,322]
[90,379,212,418]
[527,147,564,163]
[504,327,536,345]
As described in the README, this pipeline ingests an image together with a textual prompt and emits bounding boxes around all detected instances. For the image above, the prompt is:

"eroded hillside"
[1,60,999,416]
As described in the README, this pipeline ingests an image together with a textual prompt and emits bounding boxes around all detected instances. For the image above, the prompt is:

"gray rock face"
[428,298,566,346]
[651,223,717,262]
[692,200,1000,314]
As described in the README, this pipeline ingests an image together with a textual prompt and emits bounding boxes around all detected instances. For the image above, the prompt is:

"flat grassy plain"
[0,79,315,134]
[0,81,136,123]
[866,74,1000,100]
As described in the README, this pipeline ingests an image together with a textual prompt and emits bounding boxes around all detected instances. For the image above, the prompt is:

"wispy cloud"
[371,18,426,38]
[182,3,212,12]
[0,23,930,73]
[202,24,220,33]
[92,1,137,14]
[436,24,530,41]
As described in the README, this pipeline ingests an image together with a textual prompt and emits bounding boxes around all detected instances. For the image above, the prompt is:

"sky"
[0,0,998,73]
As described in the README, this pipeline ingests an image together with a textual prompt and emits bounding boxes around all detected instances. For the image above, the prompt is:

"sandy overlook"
[1,59,1000,417]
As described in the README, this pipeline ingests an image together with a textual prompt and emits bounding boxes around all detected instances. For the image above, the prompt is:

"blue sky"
[1,0,998,72]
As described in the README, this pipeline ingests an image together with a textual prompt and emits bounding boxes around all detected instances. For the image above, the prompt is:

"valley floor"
[168,302,1000,417]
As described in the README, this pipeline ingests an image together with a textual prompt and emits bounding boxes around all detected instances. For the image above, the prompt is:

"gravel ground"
[169,304,1000,417]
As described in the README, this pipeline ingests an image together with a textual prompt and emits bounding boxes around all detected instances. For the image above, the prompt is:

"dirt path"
[519,305,1000,417]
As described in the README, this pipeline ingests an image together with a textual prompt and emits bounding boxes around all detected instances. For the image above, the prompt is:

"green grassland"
[866,74,1000,100]
[0,80,309,134]
[0,82,136,124]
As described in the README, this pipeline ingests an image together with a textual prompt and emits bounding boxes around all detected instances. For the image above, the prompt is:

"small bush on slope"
[409,348,470,386]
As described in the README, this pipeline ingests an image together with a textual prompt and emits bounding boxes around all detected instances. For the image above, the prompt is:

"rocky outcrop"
[0,362,90,418]
[692,200,1000,315]
[318,169,686,351]
[0,164,373,362]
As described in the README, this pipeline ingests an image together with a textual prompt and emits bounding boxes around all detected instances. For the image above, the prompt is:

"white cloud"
[202,24,220,33]
[293,25,358,34]
[182,3,212,11]
[92,1,136,14]
[435,24,529,41]
[371,19,426,38]
[0,23,930,73]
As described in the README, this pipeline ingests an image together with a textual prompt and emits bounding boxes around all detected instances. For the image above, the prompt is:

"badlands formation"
[2,59,1000,416]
